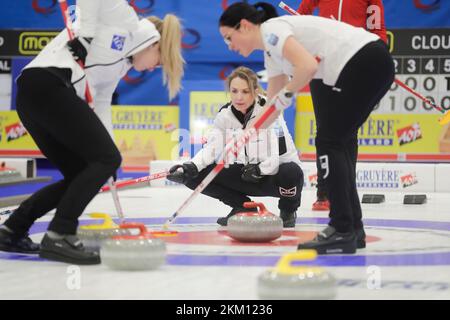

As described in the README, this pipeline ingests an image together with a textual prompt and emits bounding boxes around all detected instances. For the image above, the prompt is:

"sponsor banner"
[301,161,436,192]
[295,95,450,161]
[0,111,40,156]
[0,29,59,57]
[355,163,435,191]
[0,107,179,165]
[189,91,229,144]
[0,58,11,74]
[1,1,450,61]
[388,28,450,56]
[435,164,450,192]
[180,80,296,159]
[112,105,179,171]
[384,1,450,28]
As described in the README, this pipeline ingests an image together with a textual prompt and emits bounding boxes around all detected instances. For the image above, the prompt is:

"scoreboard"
[296,28,450,162]
[376,28,450,114]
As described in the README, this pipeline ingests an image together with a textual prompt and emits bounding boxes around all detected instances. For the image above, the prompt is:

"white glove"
[271,87,294,110]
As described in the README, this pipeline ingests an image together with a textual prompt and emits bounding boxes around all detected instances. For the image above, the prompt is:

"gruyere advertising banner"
[112,106,179,169]
[295,95,450,160]
[300,161,436,192]
[0,107,179,165]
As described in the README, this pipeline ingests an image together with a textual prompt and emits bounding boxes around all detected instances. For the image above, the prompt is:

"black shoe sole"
[357,240,366,249]
[282,220,296,228]
[298,242,357,254]
[0,243,40,255]
[217,218,227,226]
[39,249,100,265]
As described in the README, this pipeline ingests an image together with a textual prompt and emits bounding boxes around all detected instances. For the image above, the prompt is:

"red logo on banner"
[182,29,201,50]
[397,123,422,146]
[222,0,228,10]
[401,173,418,188]
[221,0,242,10]
[32,0,57,15]
[414,0,440,11]
[164,123,176,133]
[219,64,240,80]
[308,173,318,187]
[128,0,154,15]
[122,69,147,85]
[6,122,28,142]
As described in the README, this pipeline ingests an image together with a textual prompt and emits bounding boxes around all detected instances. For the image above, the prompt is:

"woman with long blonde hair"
[0,0,185,265]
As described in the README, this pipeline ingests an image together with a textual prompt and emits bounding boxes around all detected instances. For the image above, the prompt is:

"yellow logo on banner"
[19,32,58,55]
[387,31,394,53]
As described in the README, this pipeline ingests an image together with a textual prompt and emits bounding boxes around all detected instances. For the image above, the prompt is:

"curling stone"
[258,250,337,300]
[76,213,130,250]
[227,202,283,243]
[101,222,167,271]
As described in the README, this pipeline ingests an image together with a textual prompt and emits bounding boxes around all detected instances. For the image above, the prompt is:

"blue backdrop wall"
[1,0,449,106]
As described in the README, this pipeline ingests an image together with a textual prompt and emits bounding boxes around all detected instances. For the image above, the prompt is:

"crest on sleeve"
[111,35,126,51]
[266,33,279,46]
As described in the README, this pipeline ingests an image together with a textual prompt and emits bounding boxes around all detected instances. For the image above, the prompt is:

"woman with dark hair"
[297,0,388,211]
[219,2,395,254]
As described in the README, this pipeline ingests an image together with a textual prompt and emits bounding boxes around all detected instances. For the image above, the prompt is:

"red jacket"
[297,0,387,43]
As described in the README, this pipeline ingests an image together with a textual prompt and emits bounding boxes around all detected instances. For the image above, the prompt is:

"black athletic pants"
[315,136,358,200]
[5,68,121,236]
[310,40,395,232]
[185,162,304,212]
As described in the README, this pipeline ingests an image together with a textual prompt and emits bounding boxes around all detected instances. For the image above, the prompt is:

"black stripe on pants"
[310,40,395,233]
[5,68,121,236]
[185,162,304,212]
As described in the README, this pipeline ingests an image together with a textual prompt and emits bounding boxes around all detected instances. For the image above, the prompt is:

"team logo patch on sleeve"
[266,33,279,46]
[111,35,126,51]
[279,186,297,197]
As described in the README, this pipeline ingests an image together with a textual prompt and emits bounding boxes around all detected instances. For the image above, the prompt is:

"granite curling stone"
[258,250,337,300]
[101,222,167,271]
[227,202,283,243]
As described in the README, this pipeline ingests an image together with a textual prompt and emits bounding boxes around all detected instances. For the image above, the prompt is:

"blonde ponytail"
[148,15,185,100]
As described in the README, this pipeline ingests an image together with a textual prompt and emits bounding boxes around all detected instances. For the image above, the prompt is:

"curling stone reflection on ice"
[227,202,283,242]
[76,213,130,250]
[258,250,337,300]
[101,223,166,271]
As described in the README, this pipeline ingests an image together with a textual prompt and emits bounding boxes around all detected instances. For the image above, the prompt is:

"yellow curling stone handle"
[80,213,117,230]
[273,250,324,275]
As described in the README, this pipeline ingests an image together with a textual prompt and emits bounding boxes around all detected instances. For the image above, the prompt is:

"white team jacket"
[23,0,160,134]
[191,97,301,175]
